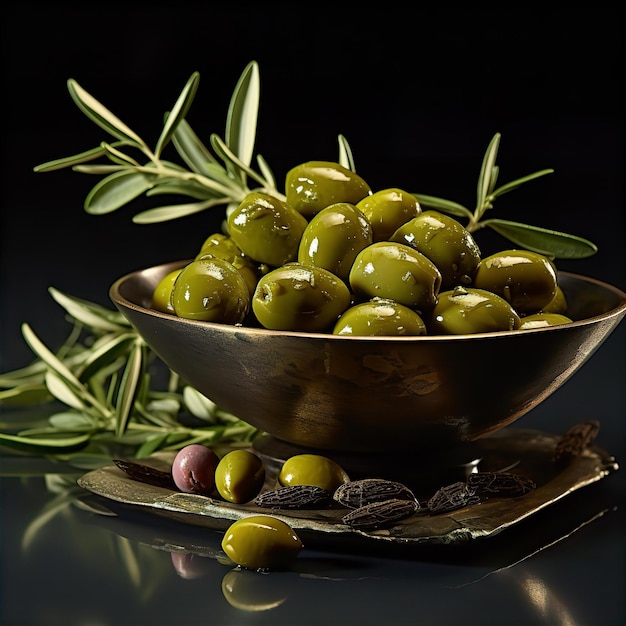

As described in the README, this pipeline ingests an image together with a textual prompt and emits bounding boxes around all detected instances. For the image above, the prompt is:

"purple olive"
[171,444,219,495]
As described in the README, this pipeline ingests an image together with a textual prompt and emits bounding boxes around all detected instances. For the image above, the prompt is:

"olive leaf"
[84,169,157,215]
[132,198,227,224]
[34,145,111,172]
[49,287,127,331]
[338,134,355,172]
[171,118,219,174]
[225,60,260,184]
[183,386,217,422]
[44,370,85,410]
[115,342,144,437]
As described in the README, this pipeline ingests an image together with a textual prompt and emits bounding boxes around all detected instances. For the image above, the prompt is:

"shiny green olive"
[473,249,558,314]
[171,257,251,323]
[278,454,350,492]
[349,242,442,312]
[227,192,308,266]
[252,263,352,332]
[333,298,427,336]
[519,312,573,329]
[541,285,568,314]
[285,161,371,218]
[356,188,421,242]
[297,202,373,282]
[429,286,522,335]
[195,233,260,296]
[214,449,266,504]
[391,210,481,289]
[221,515,304,570]
[152,268,182,314]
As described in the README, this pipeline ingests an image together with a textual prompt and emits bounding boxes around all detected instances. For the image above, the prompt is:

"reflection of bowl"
[110,261,626,461]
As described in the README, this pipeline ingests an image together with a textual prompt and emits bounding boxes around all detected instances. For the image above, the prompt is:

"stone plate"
[78,428,618,549]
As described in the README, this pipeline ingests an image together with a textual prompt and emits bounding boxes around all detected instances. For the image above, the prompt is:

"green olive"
[297,202,373,282]
[278,453,350,492]
[171,257,251,323]
[227,192,308,266]
[429,286,522,334]
[152,268,183,314]
[519,312,573,329]
[541,285,568,314]
[252,263,352,332]
[333,298,427,336]
[356,188,421,242]
[285,161,371,218]
[221,515,304,570]
[473,249,558,314]
[391,210,481,289]
[214,449,266,504]
[349,242,442,312]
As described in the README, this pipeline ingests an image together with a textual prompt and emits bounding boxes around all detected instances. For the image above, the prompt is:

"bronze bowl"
[110,260,626,476]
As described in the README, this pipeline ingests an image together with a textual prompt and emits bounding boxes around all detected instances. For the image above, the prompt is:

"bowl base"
[253,434,482,497]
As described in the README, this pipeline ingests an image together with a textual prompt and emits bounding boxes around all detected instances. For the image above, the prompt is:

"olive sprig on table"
[32,60,595,258]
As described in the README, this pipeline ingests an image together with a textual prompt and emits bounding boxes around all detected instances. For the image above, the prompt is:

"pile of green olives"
[152,161,573,336]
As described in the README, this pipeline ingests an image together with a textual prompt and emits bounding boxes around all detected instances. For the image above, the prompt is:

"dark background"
[1,5,624,366]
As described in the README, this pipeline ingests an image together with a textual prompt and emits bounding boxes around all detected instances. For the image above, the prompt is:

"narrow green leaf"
[115,343,144,437]
[44,371,85,410]
[483,218,599,258]
[101,142,140,166]
[210,134,266,188]
[135,434,170,457]
[172,118,218,174]
[0,431,90,449]
[34,146,108,172]
[477,133,500,211]
[413,194,474,220]
[0,383,51,406]
[48,411,95,430]
[337,135,355,171]
[154,72,200,158]
[146,180,219,200]
[84,169,156,215]
[48,288,128,332]
[256,154,277,191]
[132,198,226,224]
[67,79,146,147]
[73,164,129,174]
[78,333,137,382]
[183,386,217,422]
[490,169,554,199]
[225,60,260,182]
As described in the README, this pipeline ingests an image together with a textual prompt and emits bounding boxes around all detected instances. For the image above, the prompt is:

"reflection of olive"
[519,313,573,329]
[285,161,371,218]
[349,242,442,312]
[227,192,308,266]
[214,449,266,504]
[356,188,421,242]
[333,298,427,336]
[391,210,481,289]
[221,568,288,611]
[430,286,522,334]
[298,202,373,281]
[473,249,558,314]
[170,552,213,580]
[171,258,251,323]
[278,454,350,492]
[221,515,303,570]
[252,263,351,332]
[152,269,182,314]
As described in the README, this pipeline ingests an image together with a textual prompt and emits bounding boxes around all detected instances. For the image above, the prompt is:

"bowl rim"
[110,260,626,342]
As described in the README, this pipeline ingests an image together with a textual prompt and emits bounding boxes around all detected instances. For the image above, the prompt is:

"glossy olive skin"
[357,188,421,242]
[333,298,427,336]
[297,202,373,281]
[171,258,251,323]
[195,232,260,295]
[278,453,350,492]
[519,312,573,329]
[349,242,442,312]
[541,285,568,314]
[152,268,182,314]
[252,263,352,332]
[285,161,371,218]
[171,444,220,495]
[391,210,481,289]
[221,515,304,570]
[430,286,522,335]
[473,249,558,314]
[227,192,308,266]
[214,449,266,504]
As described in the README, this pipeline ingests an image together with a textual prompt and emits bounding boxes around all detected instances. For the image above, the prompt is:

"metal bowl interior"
[110,261,626,462]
